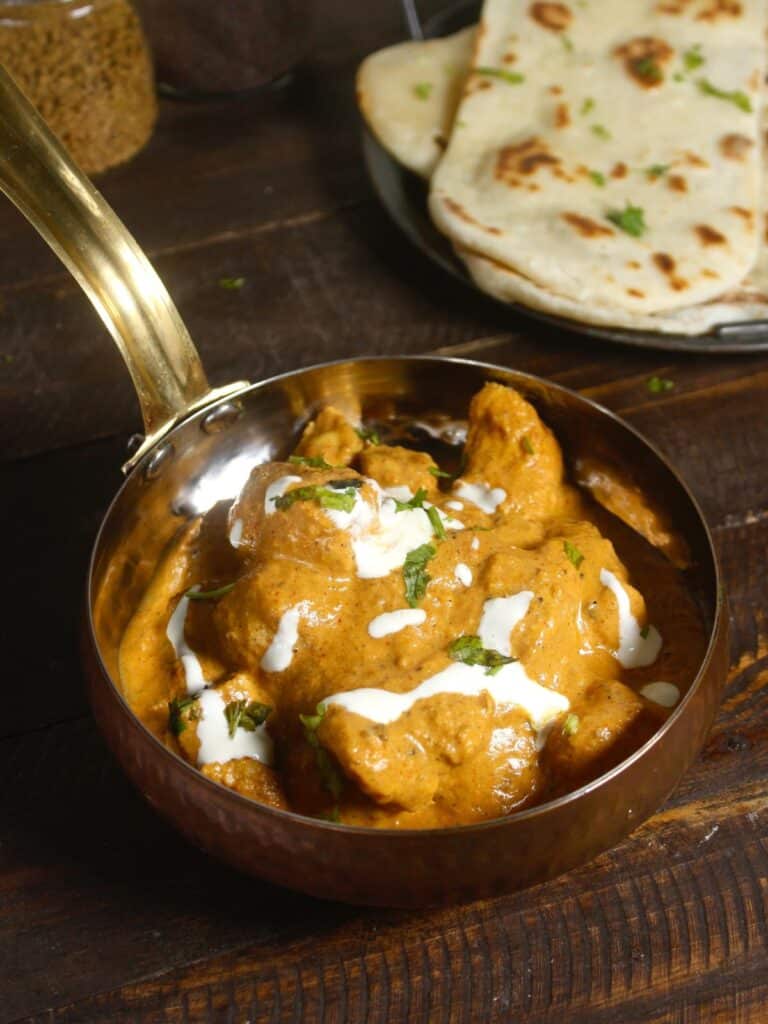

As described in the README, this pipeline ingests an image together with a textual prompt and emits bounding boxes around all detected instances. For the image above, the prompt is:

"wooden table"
[2,4,768,1021]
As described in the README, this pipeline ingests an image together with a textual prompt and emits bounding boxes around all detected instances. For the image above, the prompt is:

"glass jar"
[0,0,156,174]
[134,0,313,97]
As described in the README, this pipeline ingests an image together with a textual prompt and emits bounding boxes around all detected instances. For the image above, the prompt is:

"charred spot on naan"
[442,197,502,235]
[495,137,562,183]
[729,206,754,230]
[614,37,674,88]
[694,224,727,246]
[561,212,615,238]
[655,0,742,18]
[668,174,688,193]
[626,288,646,298]
[528,2,573,32]
[554,102,570,129]
[701,268,720,278]
[681,151,709,168]
[652,253,690,291]
[611,162,629,179]
[696,1,744,23]
[720,133,754,161]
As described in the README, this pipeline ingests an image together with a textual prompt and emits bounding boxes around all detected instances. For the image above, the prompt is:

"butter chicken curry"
[119,384,706,828]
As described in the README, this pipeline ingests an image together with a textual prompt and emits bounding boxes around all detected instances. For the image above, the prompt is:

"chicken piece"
[575,456,691,569]
[479,520,632,689]
[294,406,363,467]
[357,444,440,497]
[227,462,368,573]
[202,758,288,809]
[543,679,657,786]
[461,382,569,520]
[319,693,497,811]
[118,519,201,733]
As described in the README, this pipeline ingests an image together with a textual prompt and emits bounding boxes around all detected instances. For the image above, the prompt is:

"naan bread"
[429,0,766,316]
[459,242,768,335]
[357,28,475,179]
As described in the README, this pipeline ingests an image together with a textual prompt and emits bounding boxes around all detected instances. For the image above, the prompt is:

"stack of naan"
[357,1,768,335]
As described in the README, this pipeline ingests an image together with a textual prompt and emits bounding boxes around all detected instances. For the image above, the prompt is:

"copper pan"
[0,68,728,906]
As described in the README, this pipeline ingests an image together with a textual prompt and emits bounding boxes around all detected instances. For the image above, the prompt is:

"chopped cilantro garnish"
[606,203,646,237]
[697,78,752,113]
[300,703,343,801]
[299,703,326,733]
[564,540,584,568]
[591,124,612,140]
[403,543,436,607]
[640,625,650,639]
[645,163,670,179]
[673,72,685,82]
[562,713,580,737]
[475,66,525,85]
[426,505,446,540]
[224,699,271,738]
[429,465,452,478]
[289,454,335,470]
[561,34,574,52]
[647,375,675,394]
[168,695,200,736]
[683,45,704,72]
[393,487,427,511]
[521,435,535,455]
[273,483,359,513]
[449,635,517,676]
[413,81,433,100]
[589,170,606,187]
[186,583,235,601]
[218,277,245,290]
[634,57,663,83]
[355,426,381,445]
[327,478,364,489]
[580,97,595,116]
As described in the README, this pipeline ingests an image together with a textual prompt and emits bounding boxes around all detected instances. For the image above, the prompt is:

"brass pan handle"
[0,65,246,471]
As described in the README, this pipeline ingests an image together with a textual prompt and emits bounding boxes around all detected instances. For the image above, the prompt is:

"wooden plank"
[2,515,766,1022]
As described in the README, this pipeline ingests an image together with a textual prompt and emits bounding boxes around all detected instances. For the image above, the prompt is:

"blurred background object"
[0,0,156,174]
[134,0,314,97]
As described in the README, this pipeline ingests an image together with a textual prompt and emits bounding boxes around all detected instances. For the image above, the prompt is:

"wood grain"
[2,0,767,1020]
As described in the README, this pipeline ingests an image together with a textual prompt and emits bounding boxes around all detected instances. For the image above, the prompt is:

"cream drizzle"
[196,688,274,766]
[264,474,302,516]
[261,604,303,672]
[368,608,427,638]
[323,661,569,732]
[478,592,534,656]
[471,536,480,551]
[323,480,462,579]
[454,480,507,514]
[640,682,680,708]
[166,590,207,694]
[600,568,662,668]
[454,562,473,587]
[445,500,464,512]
